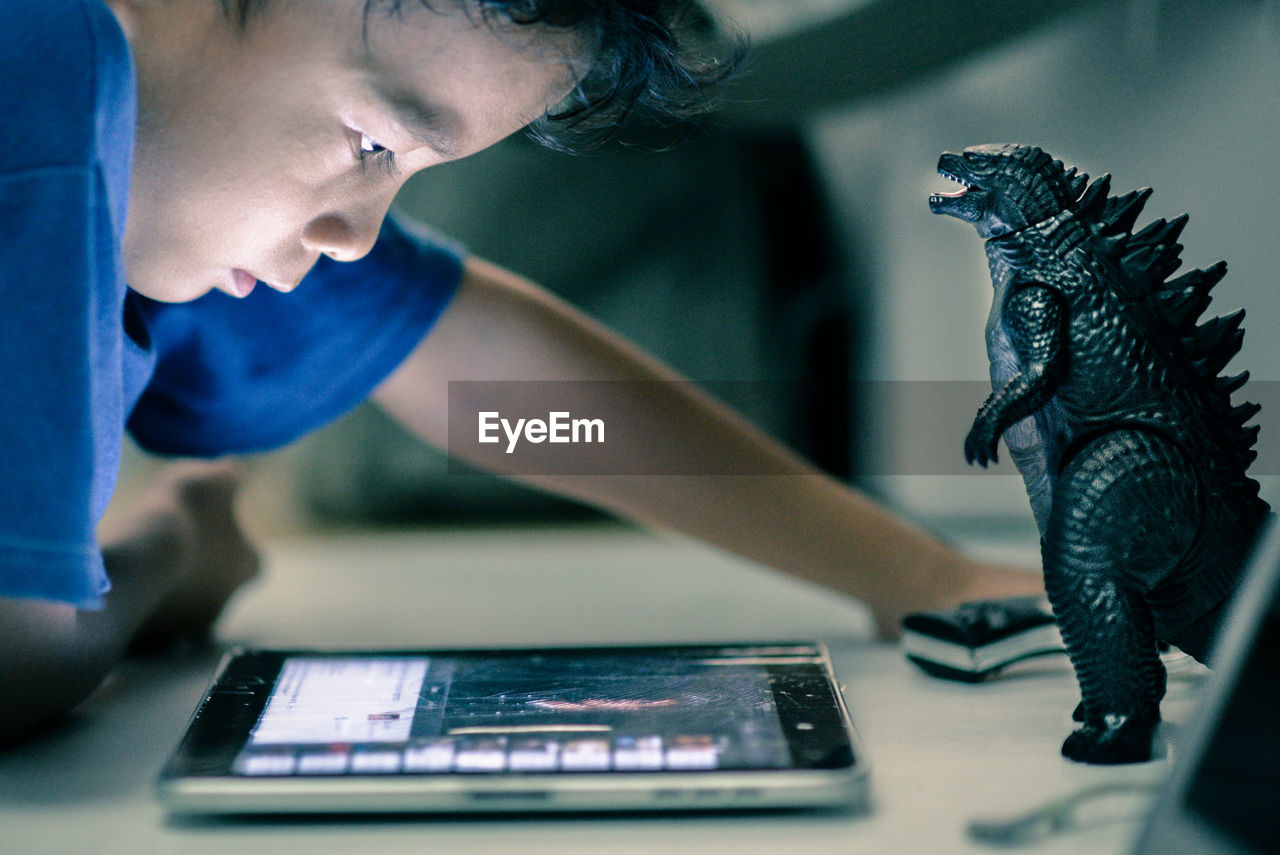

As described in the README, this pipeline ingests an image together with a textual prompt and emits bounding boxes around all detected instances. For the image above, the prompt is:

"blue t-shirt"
[0,0,463,608]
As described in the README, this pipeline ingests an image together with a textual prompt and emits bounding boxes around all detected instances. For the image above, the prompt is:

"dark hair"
[222,0,746,151]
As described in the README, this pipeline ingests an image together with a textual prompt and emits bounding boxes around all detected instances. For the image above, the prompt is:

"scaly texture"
[929,143,1269,764]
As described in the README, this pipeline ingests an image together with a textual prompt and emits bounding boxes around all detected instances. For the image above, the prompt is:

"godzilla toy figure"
[929,143,1270,764]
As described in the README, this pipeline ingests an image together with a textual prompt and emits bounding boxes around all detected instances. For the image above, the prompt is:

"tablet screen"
[228,647,828,777]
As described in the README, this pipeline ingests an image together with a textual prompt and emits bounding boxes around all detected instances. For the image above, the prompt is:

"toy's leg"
[1047,570,1163,763]
[1043,428,1198,764]
[1152,497,1268,662]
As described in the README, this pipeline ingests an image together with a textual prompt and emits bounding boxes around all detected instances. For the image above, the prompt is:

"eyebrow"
[375,86,465,160]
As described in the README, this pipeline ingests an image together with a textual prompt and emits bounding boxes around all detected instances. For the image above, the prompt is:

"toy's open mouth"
[929,164,982,220]
[930,169,972,201]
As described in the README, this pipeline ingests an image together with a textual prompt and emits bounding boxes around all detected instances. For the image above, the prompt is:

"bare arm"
[0,463,258,746]
[374,259,1041,636]
[0,520,179,744]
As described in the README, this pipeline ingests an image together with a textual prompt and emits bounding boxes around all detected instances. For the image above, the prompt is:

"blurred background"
[121,0,1280,542]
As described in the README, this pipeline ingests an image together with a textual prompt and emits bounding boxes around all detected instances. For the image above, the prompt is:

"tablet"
[157,643,868,814]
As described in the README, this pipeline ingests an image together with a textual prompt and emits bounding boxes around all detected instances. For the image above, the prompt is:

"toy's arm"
[965,284,1068,467]
[373,258,1044,636]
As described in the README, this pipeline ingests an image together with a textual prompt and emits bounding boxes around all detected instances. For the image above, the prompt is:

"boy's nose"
[301,212,382,262]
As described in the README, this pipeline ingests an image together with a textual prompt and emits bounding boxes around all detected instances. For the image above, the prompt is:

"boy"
[0,0,1039,744]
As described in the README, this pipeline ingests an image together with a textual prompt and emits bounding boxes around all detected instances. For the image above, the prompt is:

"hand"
[964,417,1001,467]
[873,549,1045,640]
[127,462,261,651]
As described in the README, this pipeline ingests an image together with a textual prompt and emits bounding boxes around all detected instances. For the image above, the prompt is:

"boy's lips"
[230,268,299,297]
[229,268,258,297]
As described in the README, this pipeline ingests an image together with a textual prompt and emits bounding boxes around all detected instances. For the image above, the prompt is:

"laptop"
[1131,500,1280,854]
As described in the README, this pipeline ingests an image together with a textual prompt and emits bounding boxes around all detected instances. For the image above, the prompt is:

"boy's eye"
[355,131,397,176]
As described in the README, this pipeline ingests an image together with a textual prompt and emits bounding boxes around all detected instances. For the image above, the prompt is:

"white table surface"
[1,521,1208,854]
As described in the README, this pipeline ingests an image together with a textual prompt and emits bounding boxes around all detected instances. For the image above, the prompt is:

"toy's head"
[929,143,1088,239]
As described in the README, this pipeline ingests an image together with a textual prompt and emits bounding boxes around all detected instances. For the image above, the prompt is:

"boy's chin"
[127,274,227,304]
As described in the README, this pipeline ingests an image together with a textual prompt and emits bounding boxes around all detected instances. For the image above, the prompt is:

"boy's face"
[114,0,579,302]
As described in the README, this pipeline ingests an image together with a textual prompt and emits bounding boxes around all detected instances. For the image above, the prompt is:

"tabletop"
[0,521,1207,854]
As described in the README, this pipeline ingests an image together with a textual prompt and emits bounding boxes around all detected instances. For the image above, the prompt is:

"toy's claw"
[964,424,1000,467]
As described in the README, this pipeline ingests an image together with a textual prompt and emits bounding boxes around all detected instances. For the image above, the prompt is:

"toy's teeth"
[934,173,971,198]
